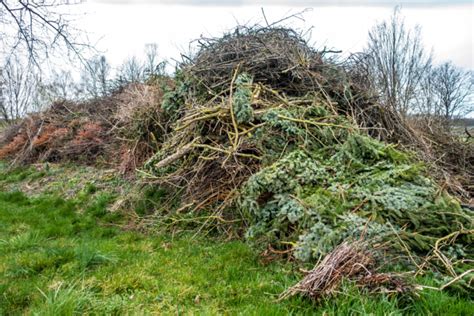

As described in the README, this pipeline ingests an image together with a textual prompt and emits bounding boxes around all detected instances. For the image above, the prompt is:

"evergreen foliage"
[233,73,254,124]
[241,134,472,264]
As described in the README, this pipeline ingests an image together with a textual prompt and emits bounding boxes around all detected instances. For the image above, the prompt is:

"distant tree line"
[0,44,166,123]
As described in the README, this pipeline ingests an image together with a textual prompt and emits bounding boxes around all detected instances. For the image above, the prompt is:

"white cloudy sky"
[74,0,473,70]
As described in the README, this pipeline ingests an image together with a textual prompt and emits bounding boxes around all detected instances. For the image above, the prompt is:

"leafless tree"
[416,70,438,116]
[1,0,88,65]
[431,62,473,120]
[36,69,79,105]
[365,7,432,116]
[143,43,165,78]
[0,68,6,122]
[115,56,144,86]
[0,55,38,122]
[80,55,111,98]
[95,55,111,96]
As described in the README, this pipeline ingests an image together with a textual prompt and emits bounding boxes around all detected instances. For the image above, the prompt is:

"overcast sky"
[78,0,472,70]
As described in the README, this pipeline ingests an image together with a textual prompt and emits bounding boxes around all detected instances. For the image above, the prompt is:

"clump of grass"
[36,282,94,315]
[0,166,47,183]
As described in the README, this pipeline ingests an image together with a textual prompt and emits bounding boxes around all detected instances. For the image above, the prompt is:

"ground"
[0,163,473,315]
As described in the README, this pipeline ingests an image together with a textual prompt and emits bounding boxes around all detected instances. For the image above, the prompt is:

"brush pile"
[113,83,167,174]
[0,83,166,172]
[143,26,473,294]
[146,27,390,205]
[0,99,116,164]
[407,117,474,200]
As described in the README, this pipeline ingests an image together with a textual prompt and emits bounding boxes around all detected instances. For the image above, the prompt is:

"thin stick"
[192,143,261,160]
[229,65,241,151]
[261,7,270,27]
[387,222,422,271]
[440,269,474,290]
[277,114,351,130]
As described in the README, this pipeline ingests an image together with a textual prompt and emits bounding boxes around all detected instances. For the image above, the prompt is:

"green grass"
[0,167,473,315]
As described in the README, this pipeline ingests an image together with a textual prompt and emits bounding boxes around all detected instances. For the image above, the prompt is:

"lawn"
[0,164,472,315]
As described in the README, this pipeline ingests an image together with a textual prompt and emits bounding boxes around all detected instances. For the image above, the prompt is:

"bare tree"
[0,68,7,122]
[1,0,88,65]
[431,62,473,120]
[95,55,111,96]
[416,70,438,117]
[143,43,165,78]
[0,55,38,122]
[36,69,79,106]
[115,56,144,87]
[80,55,111,98]
[365,7,432,116]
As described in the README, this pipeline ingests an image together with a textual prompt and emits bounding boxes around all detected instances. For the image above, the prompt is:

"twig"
[277,114,352,130]
[192,143,261,160]
[387,222,422,271]
[229,65,241,151]
[440,269,474,291]
[261,8,270,27]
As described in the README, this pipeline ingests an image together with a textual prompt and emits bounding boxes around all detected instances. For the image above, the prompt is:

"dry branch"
[280,241,411,302]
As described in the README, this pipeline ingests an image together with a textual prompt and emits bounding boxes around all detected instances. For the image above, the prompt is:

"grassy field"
[0,164,473,315]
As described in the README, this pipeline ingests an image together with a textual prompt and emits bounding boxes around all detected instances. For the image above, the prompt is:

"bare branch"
[1,0,90,67]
